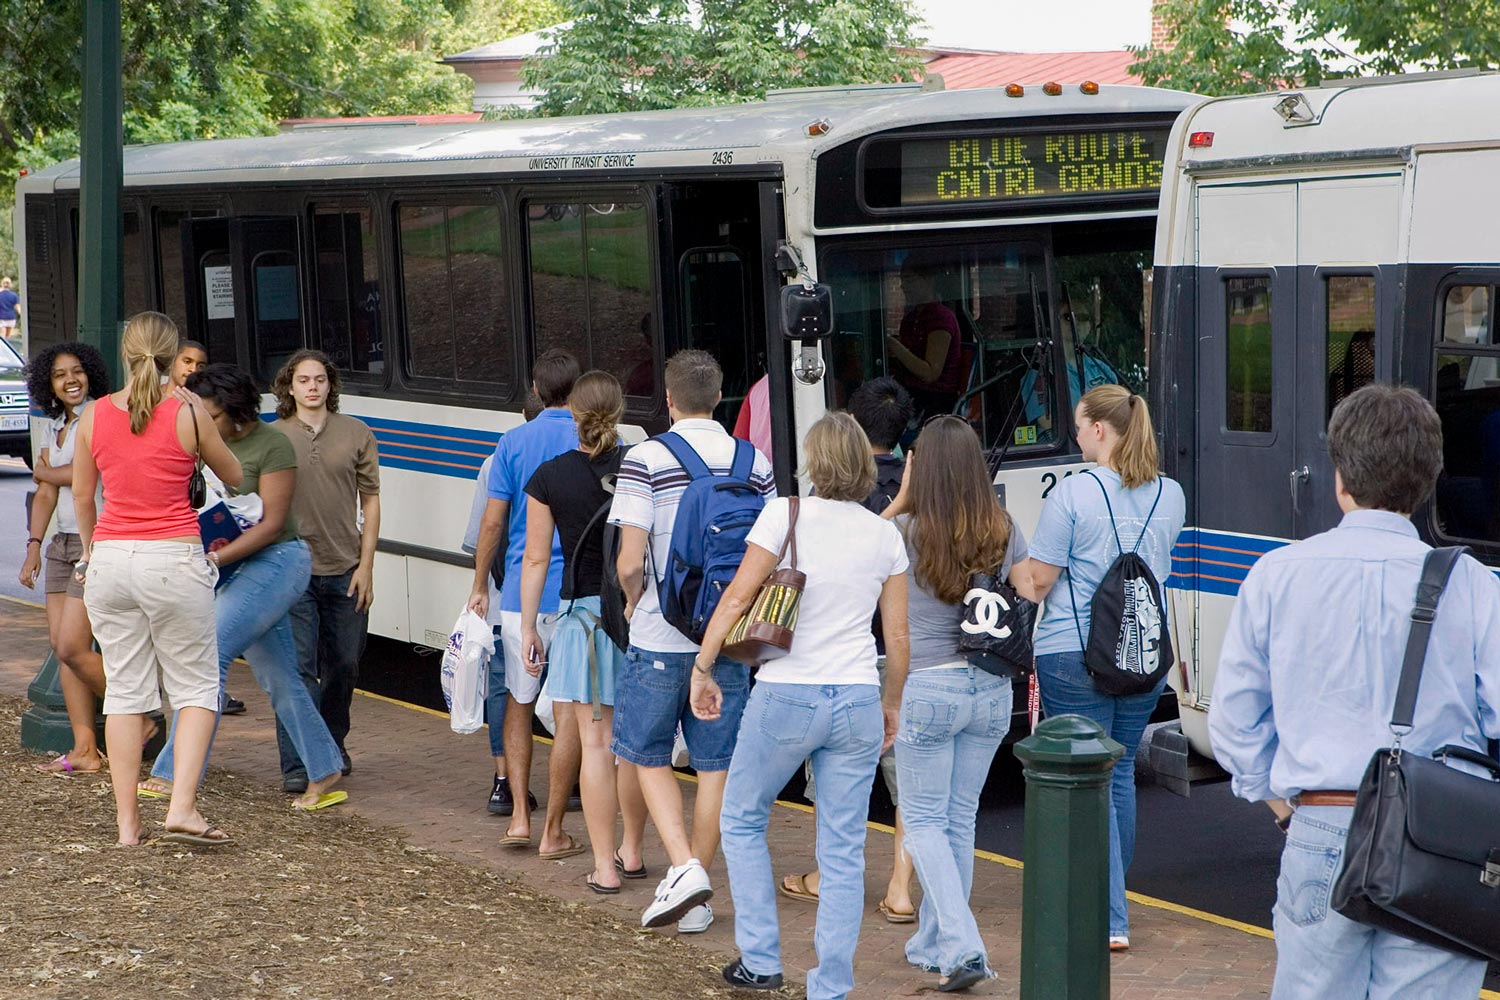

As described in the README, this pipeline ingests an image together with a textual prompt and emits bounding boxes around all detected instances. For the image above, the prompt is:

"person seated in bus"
[1210,385,1499,1000]
[886,256,964,419]
[1019,386,1186,952]
[1019,292,1121,438]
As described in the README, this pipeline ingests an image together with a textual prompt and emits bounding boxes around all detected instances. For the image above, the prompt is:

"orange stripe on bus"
[374,426,499,447]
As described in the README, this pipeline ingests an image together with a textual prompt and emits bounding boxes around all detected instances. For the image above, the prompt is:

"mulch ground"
[0,696,797,1000]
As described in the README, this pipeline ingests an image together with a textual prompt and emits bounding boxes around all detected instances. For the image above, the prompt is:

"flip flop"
[614,850,648,880]
[779,872,819,903]
[291,790,348,812]
[586,872,621,895]
[499,834,532,848]
[538,834,587,861]
[879,898,917,924]
[137,779,173,800]
[35,754,103,775]
[158,825,234,848]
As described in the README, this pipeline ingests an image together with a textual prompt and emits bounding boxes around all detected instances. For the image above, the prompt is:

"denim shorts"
[610,646,749,771]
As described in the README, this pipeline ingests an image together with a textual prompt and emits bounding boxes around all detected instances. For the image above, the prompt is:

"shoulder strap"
[562,452,621,598]
[655,431,711,480]
[729,438,754,481]
[1085,470,1124,554]
[775,496,800,570]
[1391,546,1469,731]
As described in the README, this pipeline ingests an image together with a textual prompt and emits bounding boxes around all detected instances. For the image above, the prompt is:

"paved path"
[1,595,1286,998]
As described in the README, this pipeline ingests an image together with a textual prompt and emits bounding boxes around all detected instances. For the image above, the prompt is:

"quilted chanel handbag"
[722,497,804,667]
[1330,546,1500,962]
[956,568,1036,680]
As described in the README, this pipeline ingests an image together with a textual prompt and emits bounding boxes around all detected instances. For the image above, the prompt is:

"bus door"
[181,216,305,381]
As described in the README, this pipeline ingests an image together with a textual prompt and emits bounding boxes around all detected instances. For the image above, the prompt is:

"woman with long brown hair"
[72,311,242,846]
[883,414,1035,992]
[1023,384,1185,951]
[519,371,648,895]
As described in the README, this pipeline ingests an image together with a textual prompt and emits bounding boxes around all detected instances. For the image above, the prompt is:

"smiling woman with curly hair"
[19,341,112,775]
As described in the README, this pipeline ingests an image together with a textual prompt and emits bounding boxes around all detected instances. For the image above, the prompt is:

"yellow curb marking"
[0,593,46,610]
[346,683,1500,990]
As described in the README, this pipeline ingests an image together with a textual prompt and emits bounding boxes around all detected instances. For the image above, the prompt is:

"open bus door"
[1152,176,1398,793]
[181,216,305,381]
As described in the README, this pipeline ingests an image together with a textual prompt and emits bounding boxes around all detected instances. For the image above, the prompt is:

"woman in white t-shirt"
[691,412,910,996]
[19,342,111,773]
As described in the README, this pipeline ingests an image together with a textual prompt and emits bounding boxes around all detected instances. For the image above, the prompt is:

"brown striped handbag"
[722,496,804,666]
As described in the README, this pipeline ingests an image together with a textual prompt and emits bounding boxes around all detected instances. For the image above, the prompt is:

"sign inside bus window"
[892,128,1169,205]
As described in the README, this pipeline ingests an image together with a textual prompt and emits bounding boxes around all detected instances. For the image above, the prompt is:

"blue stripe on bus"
[1167,528,1289,598]
[257,412,502,481]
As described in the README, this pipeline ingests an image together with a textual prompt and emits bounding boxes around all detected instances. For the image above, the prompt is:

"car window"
[0,339,22,370]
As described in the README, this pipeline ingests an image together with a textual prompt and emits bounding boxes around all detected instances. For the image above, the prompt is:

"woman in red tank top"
[71,311,242,847]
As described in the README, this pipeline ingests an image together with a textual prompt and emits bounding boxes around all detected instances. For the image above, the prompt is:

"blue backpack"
[654,432,765,644]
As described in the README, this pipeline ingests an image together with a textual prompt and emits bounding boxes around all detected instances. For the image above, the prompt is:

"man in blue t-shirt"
[467,349,582,856]
[0,277,19,344]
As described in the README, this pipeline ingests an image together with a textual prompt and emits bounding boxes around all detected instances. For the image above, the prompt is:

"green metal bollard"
[20,652,74,754]
[1015,714,1125,1000]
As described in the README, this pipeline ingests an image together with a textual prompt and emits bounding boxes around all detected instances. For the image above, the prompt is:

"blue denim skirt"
[543,595,624,711]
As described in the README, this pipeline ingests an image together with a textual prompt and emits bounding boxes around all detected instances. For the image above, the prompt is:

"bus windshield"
[822,233,1151,451]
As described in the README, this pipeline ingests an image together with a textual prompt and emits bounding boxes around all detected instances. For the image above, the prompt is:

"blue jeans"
[720,682,883,1000]
[486,622,506,757]
[154,541,343,785]
[277,568,368,777]
[895,667,1011,975]
[1035,649,1164,938]
[1271,806,1487,999]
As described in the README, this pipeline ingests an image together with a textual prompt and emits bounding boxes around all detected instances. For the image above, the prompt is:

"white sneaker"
[677,903,714,934]
[642,859,713,928]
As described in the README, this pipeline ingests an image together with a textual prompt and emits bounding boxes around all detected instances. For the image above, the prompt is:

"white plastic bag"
[440,608,493,734]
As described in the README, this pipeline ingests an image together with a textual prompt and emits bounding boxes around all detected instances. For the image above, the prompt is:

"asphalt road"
[0,458,41,606]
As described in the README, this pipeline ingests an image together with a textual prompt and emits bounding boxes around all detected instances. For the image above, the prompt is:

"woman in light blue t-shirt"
[1022,384,1185,953]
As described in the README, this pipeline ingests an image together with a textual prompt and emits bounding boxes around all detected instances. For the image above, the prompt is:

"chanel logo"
[962,588,1012,640]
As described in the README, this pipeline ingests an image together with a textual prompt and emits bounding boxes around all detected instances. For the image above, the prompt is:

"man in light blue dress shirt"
[1210,385,1500,1000]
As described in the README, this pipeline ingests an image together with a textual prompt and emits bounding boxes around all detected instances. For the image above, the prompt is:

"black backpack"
[565,448,630,654]
[1068,471,1174,696]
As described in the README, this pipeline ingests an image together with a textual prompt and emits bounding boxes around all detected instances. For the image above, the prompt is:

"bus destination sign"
[895,127,1170,206]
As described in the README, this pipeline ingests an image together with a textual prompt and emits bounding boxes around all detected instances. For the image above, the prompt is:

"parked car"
[0,338,32,468]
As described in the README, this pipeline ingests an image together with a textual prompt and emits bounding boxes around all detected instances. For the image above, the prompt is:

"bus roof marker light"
[805,119,832,137]
[1079,81,1100,95]
[1273,93,1318,125]
[1005,84,1025,98]
[1043,82,1063,96]
[1188,131,1214,148]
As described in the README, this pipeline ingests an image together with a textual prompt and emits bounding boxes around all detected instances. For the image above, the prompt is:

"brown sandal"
[878,898,917,924]
[779,872,819,903]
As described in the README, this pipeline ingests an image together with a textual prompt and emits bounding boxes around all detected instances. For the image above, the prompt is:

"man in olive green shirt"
[271,349,380,791]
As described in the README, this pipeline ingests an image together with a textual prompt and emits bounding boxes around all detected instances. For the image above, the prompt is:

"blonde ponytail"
[1080,384,1159,489]
[120,311,181,434]
[569,370,623,459]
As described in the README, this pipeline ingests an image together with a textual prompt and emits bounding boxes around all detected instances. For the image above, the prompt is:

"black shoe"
[282,772,309,794]
[723,959,783,990]
[566,785,583,812]
[938,956,988,993]
[340,749,352,777]
[488,776,513,815]
[221,696,246,716]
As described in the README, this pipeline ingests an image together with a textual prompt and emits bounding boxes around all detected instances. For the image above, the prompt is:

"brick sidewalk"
[1,595,1277,998]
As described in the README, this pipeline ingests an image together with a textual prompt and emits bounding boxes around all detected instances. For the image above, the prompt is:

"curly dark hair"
[271,348,341,419]
[185,364,262,427]
[25,341,111,419]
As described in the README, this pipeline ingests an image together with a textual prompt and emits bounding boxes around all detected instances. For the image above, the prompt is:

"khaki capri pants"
[84,540,220,716]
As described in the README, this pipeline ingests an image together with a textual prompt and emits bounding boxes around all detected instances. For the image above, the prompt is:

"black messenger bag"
[1330,545,1500,962]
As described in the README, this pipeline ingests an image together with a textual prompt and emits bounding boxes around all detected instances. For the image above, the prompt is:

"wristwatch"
[692,658,714,675]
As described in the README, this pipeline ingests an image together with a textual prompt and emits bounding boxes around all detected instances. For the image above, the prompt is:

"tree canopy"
[1132,0,1500,95]
[0,0,560,273]
[522,0,926,117]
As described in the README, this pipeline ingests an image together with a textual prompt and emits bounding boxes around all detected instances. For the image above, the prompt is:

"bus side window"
[397,202,513,389]
[1324,275,1376,421]
[1226,276,1274,434]
[312,204,383,377]
[526,200,655,396]
[1433,283,1500,543]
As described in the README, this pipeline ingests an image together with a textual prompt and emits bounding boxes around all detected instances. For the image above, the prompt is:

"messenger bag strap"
[775,496,800,571]
[1390,546,1469,733]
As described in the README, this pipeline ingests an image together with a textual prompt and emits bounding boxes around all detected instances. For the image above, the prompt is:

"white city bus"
[16,80,1195,657]
[1149,71,1500,774]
